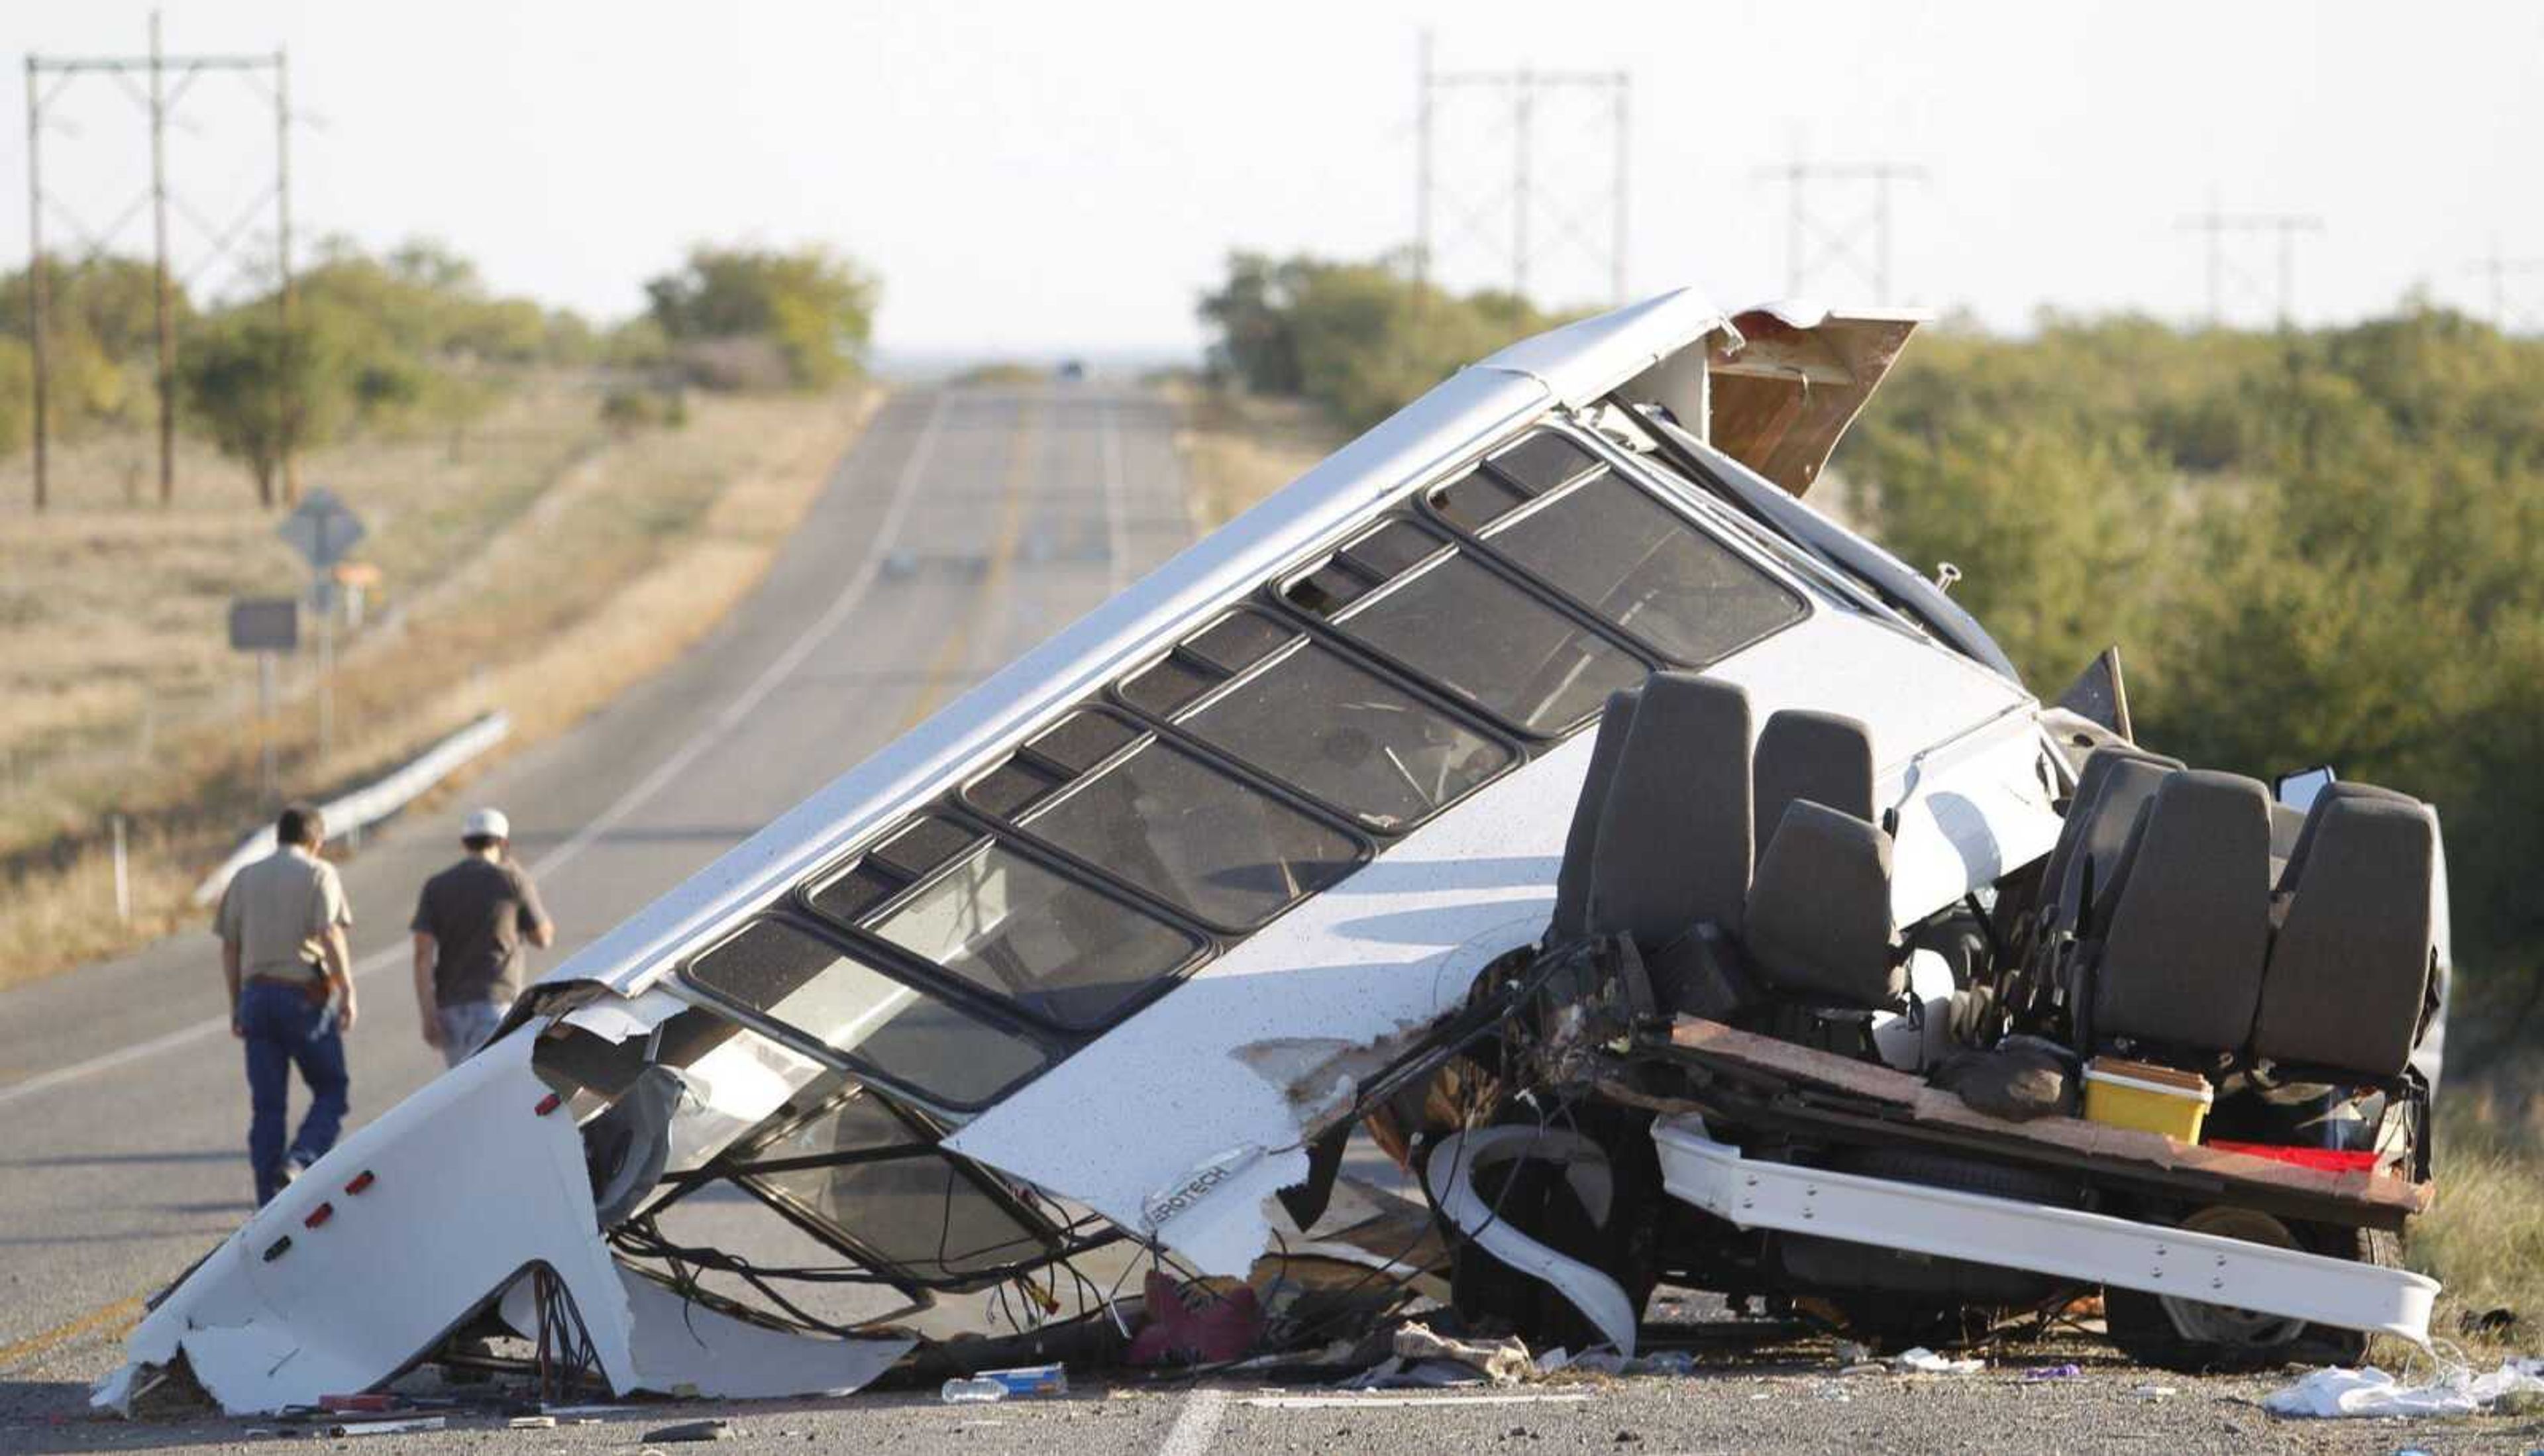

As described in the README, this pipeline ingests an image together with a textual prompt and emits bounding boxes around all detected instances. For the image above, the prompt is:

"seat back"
[2252,794,2436,1078]
[2275,780,2417,894]
[1744,801,1898,1009]
[1585,671,1752,946]
[2048,749,2180,936]
[1546,687,1640,943]
[2088,770,2273,1053]
[1752,709,1876,852]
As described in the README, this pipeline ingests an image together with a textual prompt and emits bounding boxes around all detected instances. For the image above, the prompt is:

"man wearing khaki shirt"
[214,804,357,1206]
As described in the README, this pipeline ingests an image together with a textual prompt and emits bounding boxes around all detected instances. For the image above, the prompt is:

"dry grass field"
[0,378,876,987]
[1166,381,1345,531]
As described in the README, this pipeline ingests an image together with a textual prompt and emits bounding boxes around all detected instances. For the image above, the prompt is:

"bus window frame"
[1104,603,1526,837]
[1269,511,1662,743]
[953,701,1375,939]
[1414,424,1813,672]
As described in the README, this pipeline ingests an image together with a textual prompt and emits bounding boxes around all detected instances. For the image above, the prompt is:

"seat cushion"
[1744,801,1898,1009]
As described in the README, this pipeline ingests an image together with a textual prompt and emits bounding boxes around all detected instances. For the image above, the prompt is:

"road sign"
[228,597,301,652]
[276,487,368,570]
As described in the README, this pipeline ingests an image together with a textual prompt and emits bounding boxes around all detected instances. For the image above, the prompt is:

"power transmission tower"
[2178,196,2323,327]
[2465,242,2544,333]
[1752,154,1926,304]
[24,11,295,511]
[1414,32,1630,305]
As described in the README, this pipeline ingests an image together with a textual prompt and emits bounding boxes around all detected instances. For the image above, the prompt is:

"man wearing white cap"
[409,807,555,1067]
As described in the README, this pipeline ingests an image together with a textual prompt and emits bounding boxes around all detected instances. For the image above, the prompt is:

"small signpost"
[276,489,368,764]
[229,596,301,804]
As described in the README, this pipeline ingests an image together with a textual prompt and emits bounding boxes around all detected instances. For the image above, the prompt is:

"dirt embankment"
[0,381,878,988]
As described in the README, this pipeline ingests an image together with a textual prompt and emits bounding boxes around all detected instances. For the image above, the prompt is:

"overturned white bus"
[101,289,2449,1415]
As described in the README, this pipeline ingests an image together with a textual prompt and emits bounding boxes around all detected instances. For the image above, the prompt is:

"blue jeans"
[435,1000,509,1070]
[239,979,350,1206]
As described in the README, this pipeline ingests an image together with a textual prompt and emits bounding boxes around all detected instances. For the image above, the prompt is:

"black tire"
[2105,1215,2399,1373]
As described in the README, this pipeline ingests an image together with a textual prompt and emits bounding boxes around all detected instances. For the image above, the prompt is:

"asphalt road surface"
[0,381,1192,1430]
[3,384,2533,1454]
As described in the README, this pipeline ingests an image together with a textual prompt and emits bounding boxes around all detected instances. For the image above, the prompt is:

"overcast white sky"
[11,1,2544,356]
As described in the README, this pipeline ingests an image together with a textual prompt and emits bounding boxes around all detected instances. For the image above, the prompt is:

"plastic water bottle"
[939,1377,1008,1404]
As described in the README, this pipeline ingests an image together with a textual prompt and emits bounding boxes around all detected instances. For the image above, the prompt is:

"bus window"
[805,815,1203,1032]
[1120,612,1513,832]
[1466,464,1805,667]
[973,711,1363,933]
[753,1151,1049,1284]
[1283,517,1644,737]
[684,919,1049,1108]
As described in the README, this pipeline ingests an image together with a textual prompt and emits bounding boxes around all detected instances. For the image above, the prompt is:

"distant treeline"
[1844,311,2543,1052]
[1199,251,1576,431]
[1198,252,2543,1058]
[3,239,877,503]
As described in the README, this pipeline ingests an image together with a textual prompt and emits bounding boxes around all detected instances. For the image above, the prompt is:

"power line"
[1751,152,1927,305]
[2464,242,2544,334]
[2177,194,2323,327]
[23,10,296,511]
[1413,30,1630,305]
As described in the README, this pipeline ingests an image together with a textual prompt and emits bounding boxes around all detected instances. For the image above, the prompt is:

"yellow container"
[2082,1057,2213,1142]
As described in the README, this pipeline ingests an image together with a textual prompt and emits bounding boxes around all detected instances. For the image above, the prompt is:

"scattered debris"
[2262,1358,2544,1420]
[330,1416,447,1436]
[2130,1384,2179,1400]
[1244,1394,1593,1410]
[1892,1347,1983,1376]
[507,1415,556,1429]
[2023,1363,2082,1382]
[94,291,2463,1420]
[641,1418,733,1443]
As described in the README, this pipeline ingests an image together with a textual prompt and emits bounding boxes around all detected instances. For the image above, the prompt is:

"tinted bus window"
[973,711,1363,932]
[755,1154,1048,1284]
[1120,612,1512,832]
[685,919,1049,1108]
[1431,433,1805,667]
[806,815,1203,1031]
[1283,517,1644,737]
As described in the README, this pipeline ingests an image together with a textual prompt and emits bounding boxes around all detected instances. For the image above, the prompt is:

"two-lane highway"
[0,382,1193,1417]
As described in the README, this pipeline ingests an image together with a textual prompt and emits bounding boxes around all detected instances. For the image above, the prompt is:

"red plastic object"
[2207,1139,2380,1174]
[320,1393,393,1412]
[534,1092,562,1116]
[344,1170,376,1195]
[303,1202,335,1228]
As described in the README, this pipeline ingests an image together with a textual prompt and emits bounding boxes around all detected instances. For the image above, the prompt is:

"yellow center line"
[894,391,1044,733]
[0,1292,147,1373]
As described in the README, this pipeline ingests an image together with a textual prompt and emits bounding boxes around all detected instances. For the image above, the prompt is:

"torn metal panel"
[97,1034,636,1416]
[1653,1116,2439,1343]
[499,1266,914,1400]
[1705,304,1922,496]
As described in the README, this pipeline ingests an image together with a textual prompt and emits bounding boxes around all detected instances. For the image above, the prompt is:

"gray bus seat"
[1546,687,1641,944]
[2040,745,2182,937]
[1752,709,1876,853]
[2086,770,2274,1055]
[1584,672,1752,947]
[2252,793,2437,1080]
[1744,800,1900,1010]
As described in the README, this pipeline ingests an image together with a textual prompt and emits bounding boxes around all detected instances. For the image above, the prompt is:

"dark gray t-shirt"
[411,857,551,1007]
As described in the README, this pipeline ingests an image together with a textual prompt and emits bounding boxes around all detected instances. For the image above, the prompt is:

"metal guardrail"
[190,710,513,906]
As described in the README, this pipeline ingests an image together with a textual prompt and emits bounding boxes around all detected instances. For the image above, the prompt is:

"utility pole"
[2465,242,2544,333]
[275,44,298,503]
[1414,37,1631,305]
[1414,31,1433,291]
[150,11,174,505]
[23,14,297,510]
[2178,196,2323,327]
[25,56,49,511]
[1752,153,1928,303]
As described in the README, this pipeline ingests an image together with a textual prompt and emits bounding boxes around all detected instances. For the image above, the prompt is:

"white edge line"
[0,393,952,1113]
[1156,1386,1229,1456]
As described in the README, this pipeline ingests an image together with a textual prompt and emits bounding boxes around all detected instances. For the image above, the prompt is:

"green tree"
[644,244,879,389]
[176,313,345,506]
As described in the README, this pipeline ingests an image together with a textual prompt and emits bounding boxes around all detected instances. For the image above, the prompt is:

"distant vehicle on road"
[1055,358,1087,381]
